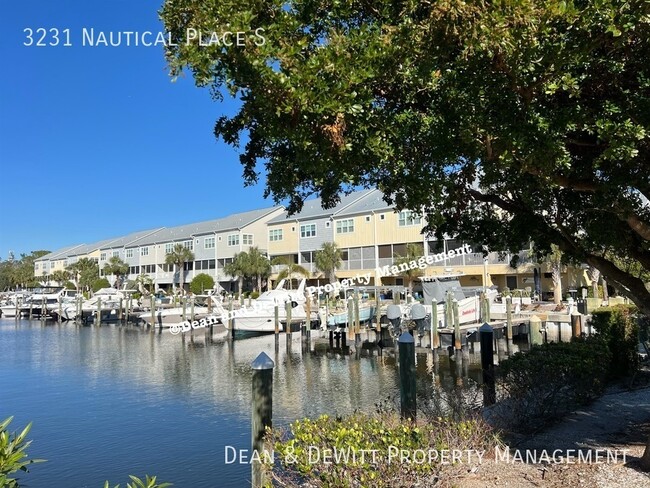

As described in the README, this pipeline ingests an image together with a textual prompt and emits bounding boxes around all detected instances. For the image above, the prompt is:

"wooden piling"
[57,296,62,324]
[96,296,101,326]
[398,332,417,421]
[430,300,439,349]
[354,291,361,345]
[118,298,123,323]
[251,352,274,488]
[285,301,292,336]
[274,304,279,338]
[375,292,381,334]
[453,299,461,352]
[505,296,513,352]
[228,300,234,339]
[150,295,155,330]
[479,323,496,406]
[571,311,582,338]
[529,315,543,345]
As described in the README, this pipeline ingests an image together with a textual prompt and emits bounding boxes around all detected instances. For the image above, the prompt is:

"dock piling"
[430,300,439,350]
[529,315,543,345]
[398,331,417,421]
[251,352,274,488]
[479,323,496,406]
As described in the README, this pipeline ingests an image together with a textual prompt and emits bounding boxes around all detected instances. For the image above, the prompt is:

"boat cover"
[422,279,466,304]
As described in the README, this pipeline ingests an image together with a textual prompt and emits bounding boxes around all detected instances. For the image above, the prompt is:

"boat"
[325,303,376,327]
[138,294,223,328]
[60,287,131,322]
[420,274,498,328]
[0,292,30,318]
[224,279,310,333]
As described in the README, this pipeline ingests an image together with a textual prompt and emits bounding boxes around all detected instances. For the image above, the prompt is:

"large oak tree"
[161,0,650,468]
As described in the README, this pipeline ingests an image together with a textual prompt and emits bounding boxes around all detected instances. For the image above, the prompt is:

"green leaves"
[104,474,172,488]
[0,416,45,488]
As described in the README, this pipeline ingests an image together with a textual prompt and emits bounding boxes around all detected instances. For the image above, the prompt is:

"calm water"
[0,319,482,487]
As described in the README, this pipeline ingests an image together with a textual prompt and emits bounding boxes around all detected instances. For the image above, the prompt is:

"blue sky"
[0,1,274,260]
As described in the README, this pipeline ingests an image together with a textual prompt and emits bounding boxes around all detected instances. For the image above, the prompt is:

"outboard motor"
[410,303,427,339]
[386,305,402,338]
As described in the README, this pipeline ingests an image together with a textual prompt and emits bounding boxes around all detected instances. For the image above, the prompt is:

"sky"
[0,1,275,260]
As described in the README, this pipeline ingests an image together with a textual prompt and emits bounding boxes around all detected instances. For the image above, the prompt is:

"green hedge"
[590,305,639,377]
[497,338,610,433]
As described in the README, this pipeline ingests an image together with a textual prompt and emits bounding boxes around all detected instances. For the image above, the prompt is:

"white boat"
[224,279,309,333]
[60,287,129,321]
[138,295,222,328]
[420,274,498,328]
[0,292,30,318]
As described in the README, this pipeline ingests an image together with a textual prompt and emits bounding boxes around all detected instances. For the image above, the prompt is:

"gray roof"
[101,228,166,250]
[67,237,127,257]
[129,206,282,247]
[36,244,86,262]
[268,189,375,224]
[334,189,394,217]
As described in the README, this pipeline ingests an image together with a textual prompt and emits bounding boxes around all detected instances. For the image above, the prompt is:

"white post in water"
[251,352,274,488]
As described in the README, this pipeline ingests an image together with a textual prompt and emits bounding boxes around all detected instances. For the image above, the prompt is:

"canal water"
[0,319,485,487]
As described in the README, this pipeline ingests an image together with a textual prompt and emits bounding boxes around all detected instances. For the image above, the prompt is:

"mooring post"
[150,295,155,330]
[398,331,417,421]
[479,292,485,323]
[228,300,234,340]
[15,296,19,321]
[354,290,361,346]
[285,301,292,337]
[274,304,279,341]
[375,291,381,338]
[41,296,46,321]
[190,296,195,322]
[118,298,123,323]
[182,296,187,322]
[453,299,461,357]
[430,300,439,350]
[529,315,543,345]
[571,310,582,338]
[304,294,311,349]
[251,352,274,488]
[95,296,101,326]
[57,296,62,324]
[484,297,491,323]
[479,323,496,406]
[506,296,513,353]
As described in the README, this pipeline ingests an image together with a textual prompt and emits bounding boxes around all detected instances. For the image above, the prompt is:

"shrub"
[64,281,76,290]
[250,291,260,299]
[0,417,44,488]
[190,273,215,295]
[104,474,171,488]
[268,412,499,487]
[589,305,640,377]
[92,278,111,292]
[496,338,610,433]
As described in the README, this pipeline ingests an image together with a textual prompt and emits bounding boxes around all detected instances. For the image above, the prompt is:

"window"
[100,253,107,261]
[228,234,239,246]
[112,250,119,258]
[204,236,215,249]
[183,240,193,251]
[380,214,385,220]
[208,259,215,269]
[365,216,371,222]
[126,249,134,258]
[183,261,194,271]
[165,243,174,254]
[269,229,283,242]
[336,219,354,234]
[300,223,316,238]
[398,210,421,226]
[325,221,330,228]
[242,234,253,245]
[140,246,149,257]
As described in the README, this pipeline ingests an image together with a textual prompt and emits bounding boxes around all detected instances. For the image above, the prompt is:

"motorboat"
[60,287,130,322]
[138,294,223,328]
[0,292,30,318]
[224,279,309,333]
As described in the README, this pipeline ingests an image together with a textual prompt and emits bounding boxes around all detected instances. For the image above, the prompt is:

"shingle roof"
[35,244,86,262]
[333,189,394,217]
[129,206,282,247]
[268,189,375,224]
[100,228,166,250]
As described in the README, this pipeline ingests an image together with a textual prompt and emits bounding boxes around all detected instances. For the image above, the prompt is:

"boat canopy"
[421,277,466,304]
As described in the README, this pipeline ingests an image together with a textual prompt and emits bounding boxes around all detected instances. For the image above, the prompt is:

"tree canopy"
[161,0,650,314]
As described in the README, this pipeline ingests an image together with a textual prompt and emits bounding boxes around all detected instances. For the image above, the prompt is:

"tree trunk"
[602,277,609,302]
[257,275,262,293]
[589,267,600,298]
[238,276,243,295]
[552,265,562,305]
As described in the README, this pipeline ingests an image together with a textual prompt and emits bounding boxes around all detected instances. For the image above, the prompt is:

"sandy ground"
[456,379,650,487]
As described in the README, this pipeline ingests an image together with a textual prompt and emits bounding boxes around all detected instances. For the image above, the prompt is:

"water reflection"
[0,319,494,486]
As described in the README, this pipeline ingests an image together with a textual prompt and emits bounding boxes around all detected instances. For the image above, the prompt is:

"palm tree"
[102,256,129,289]
[246,247,272,292]
[394,243,424,295]
[67,258,99,293]
[315,242,342,296]
[224,252,250,294]
[271,256,310,290]
[135,273,153,296]
[51,269,71,286]
[165,244,195,293]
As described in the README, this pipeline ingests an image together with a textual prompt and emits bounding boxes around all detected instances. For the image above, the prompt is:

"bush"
[0,417,44,488]
[589,305,639,377]
[190,273,215,295]
[268,412,499,487]
[92,278,111,292]
[250,291,260,299]
[64,281,76,290]
[496,338,610,433]
[587,285,603,299]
